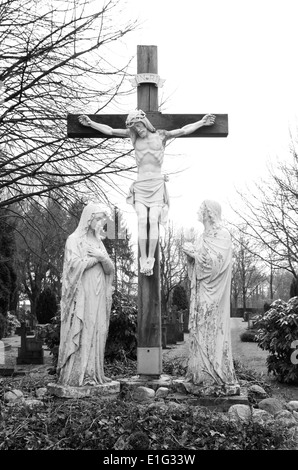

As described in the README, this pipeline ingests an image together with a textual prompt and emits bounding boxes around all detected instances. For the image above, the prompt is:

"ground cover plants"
[0,358,296,450]
[0,395,289,450]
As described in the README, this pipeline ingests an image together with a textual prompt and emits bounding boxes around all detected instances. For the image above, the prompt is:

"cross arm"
[67,112,228,138]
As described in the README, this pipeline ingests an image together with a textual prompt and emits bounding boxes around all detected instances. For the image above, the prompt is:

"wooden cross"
[67,45,228,378]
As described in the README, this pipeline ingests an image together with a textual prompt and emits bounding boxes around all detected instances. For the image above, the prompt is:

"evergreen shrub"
[240,330,257,342]
[255,297,298,384]
[5,312,20,336]
[36,288,58,324]
[105,290,137,361]
[35,313,61,369]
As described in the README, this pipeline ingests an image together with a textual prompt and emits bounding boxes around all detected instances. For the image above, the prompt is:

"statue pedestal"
[119,374,173,392]
[47,381,120,399]
[173,378,241,397]
[119,375,248,411]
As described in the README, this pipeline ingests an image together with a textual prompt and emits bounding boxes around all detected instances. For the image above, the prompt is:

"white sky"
[101,0,298,239]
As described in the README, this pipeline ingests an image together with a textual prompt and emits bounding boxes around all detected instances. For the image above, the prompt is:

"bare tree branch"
[229,128,298,280]
[0,0,139,214]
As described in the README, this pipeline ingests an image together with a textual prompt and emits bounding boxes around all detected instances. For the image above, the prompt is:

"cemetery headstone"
[16,322,44,365]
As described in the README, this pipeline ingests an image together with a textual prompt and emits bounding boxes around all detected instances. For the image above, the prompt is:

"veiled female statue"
[183,200,239,393]
[57,202,114,387]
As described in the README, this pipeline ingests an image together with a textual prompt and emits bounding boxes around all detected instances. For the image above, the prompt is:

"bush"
[35,313,61,369]
[263,301,272,313]
[172,284,188,311]
[240,330,257,342]
[255,297,298,384]
[105,291,137,361]
[0,313,7,339]
[162,356,187,376]
[5,312,20,337]
[36,288,58,324]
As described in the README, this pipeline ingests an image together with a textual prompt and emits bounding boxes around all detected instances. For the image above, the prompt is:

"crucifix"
[67,45,228,377]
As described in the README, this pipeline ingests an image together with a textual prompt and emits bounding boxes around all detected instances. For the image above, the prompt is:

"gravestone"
[16,322,44,365]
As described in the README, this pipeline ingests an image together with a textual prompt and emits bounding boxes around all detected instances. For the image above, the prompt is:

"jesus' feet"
[145,257,155,275]
[139,256,155,276]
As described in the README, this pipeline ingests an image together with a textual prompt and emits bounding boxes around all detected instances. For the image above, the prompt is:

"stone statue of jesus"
[78,110,215,275]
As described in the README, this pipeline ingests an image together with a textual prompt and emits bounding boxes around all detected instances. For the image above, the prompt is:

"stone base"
[173,378,241,397]
[119,375,247,411]
[168,392,249,412]
[119,374,173,392]
[120,375,241,396]
[224,383,241,396]
[47,381,120,399]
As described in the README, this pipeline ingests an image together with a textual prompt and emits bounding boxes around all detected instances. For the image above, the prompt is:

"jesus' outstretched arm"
[78,115,129,138]
[166,113,216,139]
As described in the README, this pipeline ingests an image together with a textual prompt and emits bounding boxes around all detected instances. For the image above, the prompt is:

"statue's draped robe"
[57,209,114,387]
[186,227,237,387]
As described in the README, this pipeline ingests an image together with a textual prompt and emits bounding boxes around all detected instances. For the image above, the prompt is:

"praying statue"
[182,200,239,394]
[57,202,114,387]
[78,110,215,276]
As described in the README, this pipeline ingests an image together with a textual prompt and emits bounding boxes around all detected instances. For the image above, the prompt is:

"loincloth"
[126,175,169,226]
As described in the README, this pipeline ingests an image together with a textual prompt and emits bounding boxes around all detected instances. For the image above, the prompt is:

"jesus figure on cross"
[78,110,215,276]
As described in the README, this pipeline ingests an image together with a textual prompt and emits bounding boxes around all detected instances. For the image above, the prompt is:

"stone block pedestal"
[119,374,173,392]
[171,393,250,412]
[47,381,120,399]
[173,378,241,397]
[119,375,248,411]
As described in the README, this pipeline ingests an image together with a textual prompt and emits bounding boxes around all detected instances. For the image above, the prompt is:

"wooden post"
[137,45,162,376]
[137,45,159,113]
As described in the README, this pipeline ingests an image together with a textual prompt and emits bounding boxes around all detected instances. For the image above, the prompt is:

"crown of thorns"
[125,110,147,127]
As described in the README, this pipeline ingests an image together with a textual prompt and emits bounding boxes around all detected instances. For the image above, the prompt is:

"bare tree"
[103,206,137,296]
[15,197,71,317]
[272,269,293,301]
[0,207,18,314]
[0,0,138,212]
[230,130,298,285]
[160,223,188,317]
[230,227,267,312]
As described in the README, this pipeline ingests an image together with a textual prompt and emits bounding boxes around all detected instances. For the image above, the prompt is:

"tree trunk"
[242,286,247,311]
[269,265,274,299]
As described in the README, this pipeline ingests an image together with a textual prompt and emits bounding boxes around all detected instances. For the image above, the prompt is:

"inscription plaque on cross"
[67,45,228,377]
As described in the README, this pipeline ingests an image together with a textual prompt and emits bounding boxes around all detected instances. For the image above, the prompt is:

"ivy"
[0,397,290,450]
